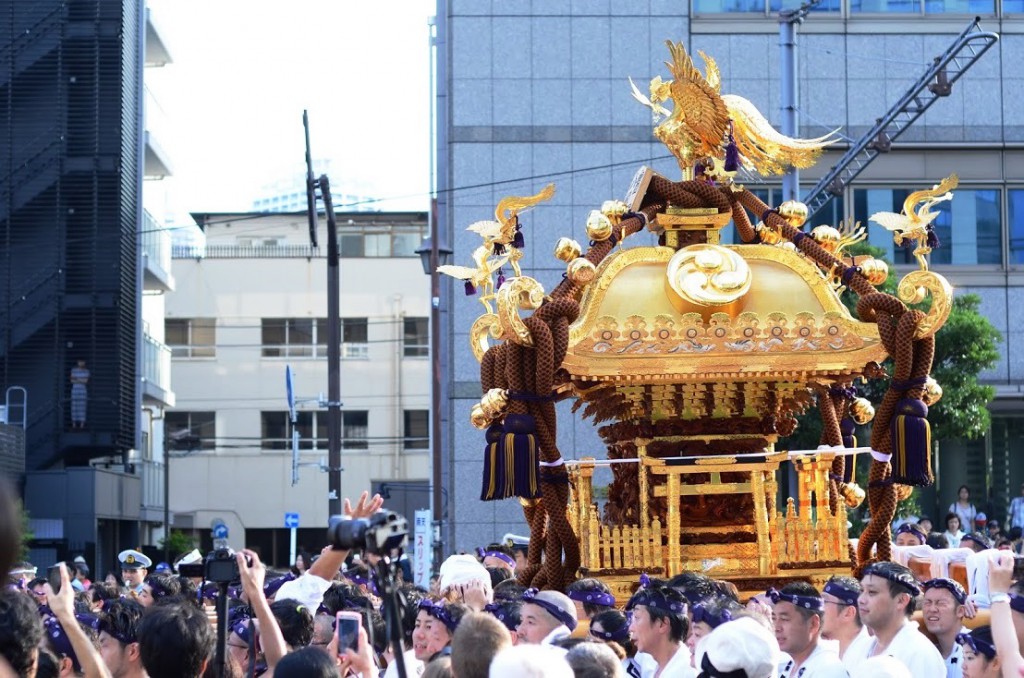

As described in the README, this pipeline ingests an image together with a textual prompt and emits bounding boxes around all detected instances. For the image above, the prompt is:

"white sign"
[413,509,433,590]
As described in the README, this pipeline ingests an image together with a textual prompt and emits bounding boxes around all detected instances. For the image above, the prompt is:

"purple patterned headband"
[895,523,927,543]
[590,623,629,643]
[567,589,615,607]
[957,631,996,659]
[822,581,859,606]
[418,599,460,633]
[483,602,518,632]
[348,574,379,596]
[521,588,578,631]
[922,578,967,605]
[476,548,516,569]
[766,588,824,612]
[692,603,732,628]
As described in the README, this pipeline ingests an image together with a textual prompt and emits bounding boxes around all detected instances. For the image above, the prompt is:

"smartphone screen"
[47,565,61,595]
[336,611,361,655]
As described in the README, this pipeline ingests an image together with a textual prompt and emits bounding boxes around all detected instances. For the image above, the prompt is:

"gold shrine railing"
[567,449,851,580]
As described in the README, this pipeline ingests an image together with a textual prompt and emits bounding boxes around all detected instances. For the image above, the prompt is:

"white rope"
[560,446,874,468]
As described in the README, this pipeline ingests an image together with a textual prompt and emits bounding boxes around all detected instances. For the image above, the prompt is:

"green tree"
[159,530,197,559]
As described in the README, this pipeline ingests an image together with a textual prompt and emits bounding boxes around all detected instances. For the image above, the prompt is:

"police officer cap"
[118,549,152,570]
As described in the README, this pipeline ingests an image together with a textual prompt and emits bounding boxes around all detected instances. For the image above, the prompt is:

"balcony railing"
[138,459,166,523]
[173,244,318,259]
[142,210,174,291]
[142,332,174,407]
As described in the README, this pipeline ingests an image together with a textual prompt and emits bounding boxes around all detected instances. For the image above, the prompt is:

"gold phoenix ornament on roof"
[630,41,837,175]
[869,173,959,271]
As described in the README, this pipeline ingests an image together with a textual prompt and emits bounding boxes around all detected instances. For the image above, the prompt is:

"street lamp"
[415,229,452,562]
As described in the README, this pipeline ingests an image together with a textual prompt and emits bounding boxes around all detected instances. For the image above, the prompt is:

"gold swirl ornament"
[468,313,505,363]
[897,270,954,339]
[665,244,752,309]
[496,276,545,347]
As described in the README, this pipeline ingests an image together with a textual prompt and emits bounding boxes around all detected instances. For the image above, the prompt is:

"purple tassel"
[465,281,476,296]
[639,573,651,589]
[480,424,508,501]
[926,226,940,250]
[504,414,541,499]
[496,270,505,289]
[889,398,933,487]
[840,417,857,482]
[493,243,505,255]
[724,131,740,173]
[513,229,525,249]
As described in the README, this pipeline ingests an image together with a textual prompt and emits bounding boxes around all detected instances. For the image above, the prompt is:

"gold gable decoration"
[446,40,954,591]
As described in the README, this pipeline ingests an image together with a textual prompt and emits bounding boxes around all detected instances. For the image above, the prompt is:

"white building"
[165,210,431,566]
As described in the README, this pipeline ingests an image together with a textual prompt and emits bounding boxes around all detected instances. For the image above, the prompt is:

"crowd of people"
[2,489,1024,677]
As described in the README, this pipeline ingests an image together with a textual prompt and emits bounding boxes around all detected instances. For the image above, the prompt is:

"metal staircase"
[802,18,999,221]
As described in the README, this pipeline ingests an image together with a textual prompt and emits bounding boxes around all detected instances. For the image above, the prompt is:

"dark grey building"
[435,0,1024,550]
[0,0,160,574]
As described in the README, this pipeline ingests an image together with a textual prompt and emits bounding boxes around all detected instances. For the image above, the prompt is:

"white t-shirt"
[383,649,424,678]
[845,621,945,677]
[643,644,697,678]
[841,626,872,671]
[943,640,963,678]
[778,643,849,677]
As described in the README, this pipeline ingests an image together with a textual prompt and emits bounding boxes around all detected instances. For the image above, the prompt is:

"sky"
[146,0,434,223]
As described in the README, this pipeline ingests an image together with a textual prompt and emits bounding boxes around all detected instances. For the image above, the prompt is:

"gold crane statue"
[869,173,959,271]
[631,42,837,176]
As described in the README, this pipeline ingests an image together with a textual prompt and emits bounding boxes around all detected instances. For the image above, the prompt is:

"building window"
[343,411,369,450]
[854,187,1000,266]
[263,318,367,358]
[1010,189,1024,264]
[165,411,216,451]
[403,317,429,358]
[404,410,429,450]
[338,225,427,258]
[693,0,839,12]
[260,411,328,450]
[165,319,216,358]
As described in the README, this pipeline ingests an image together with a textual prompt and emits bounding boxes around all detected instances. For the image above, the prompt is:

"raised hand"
[236,549,266,603]
[989,551,1015,595]
[343,491,384,520]
[43,563,74,620]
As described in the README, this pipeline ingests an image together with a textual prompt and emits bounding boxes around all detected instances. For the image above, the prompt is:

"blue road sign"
[285,512,300,529]
[286,366,295,420]
[212,522,229,539]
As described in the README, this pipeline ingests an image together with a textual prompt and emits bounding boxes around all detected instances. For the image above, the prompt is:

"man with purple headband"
[892,522,927,547]
[476,543,517,576]
[517,588,578,645]
[626,582,695,677]
[98,598,145,678]
[767,583,847,677]
[845,561,944,675]
[565,577,615,622]
[819,575,868,667]
[921,577,970,678]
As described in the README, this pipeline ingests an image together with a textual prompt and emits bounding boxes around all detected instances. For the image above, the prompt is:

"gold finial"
[567,258,598,285]
[777,201,808,229]
[849,398,875,425]
[586,211,614,242]
[922,377,943,405]
[870,174,958,271]
[554,238,583,263]
[858,258,889,286]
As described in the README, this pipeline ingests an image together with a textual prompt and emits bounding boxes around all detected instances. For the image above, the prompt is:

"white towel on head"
[439,554,491,595]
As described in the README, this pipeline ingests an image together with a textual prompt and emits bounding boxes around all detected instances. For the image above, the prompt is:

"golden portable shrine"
[442,41,955,598]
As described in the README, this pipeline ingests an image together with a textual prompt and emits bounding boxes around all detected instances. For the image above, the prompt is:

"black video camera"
[327,510,408,555]
[177,548,250,583]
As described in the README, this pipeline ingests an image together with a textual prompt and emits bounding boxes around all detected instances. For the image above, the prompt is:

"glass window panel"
[262,319,287,357]
[364,233,390,257]
[289,319,314,345]
[925,0,993,10]
[1006,0,1024,10]
[261,412,288,450]
[404,410,429,450]
[693,0,764,12]
[850,0,920,11]
[1010,190,1024,265]
[392,231,421,258]
[343,318,368,344]
[807,196,845,231]
[343,411,369,449]
[165,319,189,347]
[316,319,329,346]
[166,411,215,450]
[771,0,840,10]
[339,234,364,257]
[316,413,328,449]
[403,317,429,357]
[191,319,216,358]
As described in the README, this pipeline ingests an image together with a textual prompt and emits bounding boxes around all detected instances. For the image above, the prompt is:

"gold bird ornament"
[630,42,836,176]
[869,174,958,271]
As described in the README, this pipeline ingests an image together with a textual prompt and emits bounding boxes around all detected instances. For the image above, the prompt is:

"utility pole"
[304,111,342,518]
[779,0,822,202]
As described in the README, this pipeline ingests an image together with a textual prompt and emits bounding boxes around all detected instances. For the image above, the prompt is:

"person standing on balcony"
[70,359,89,428]
[949,485,978,534]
